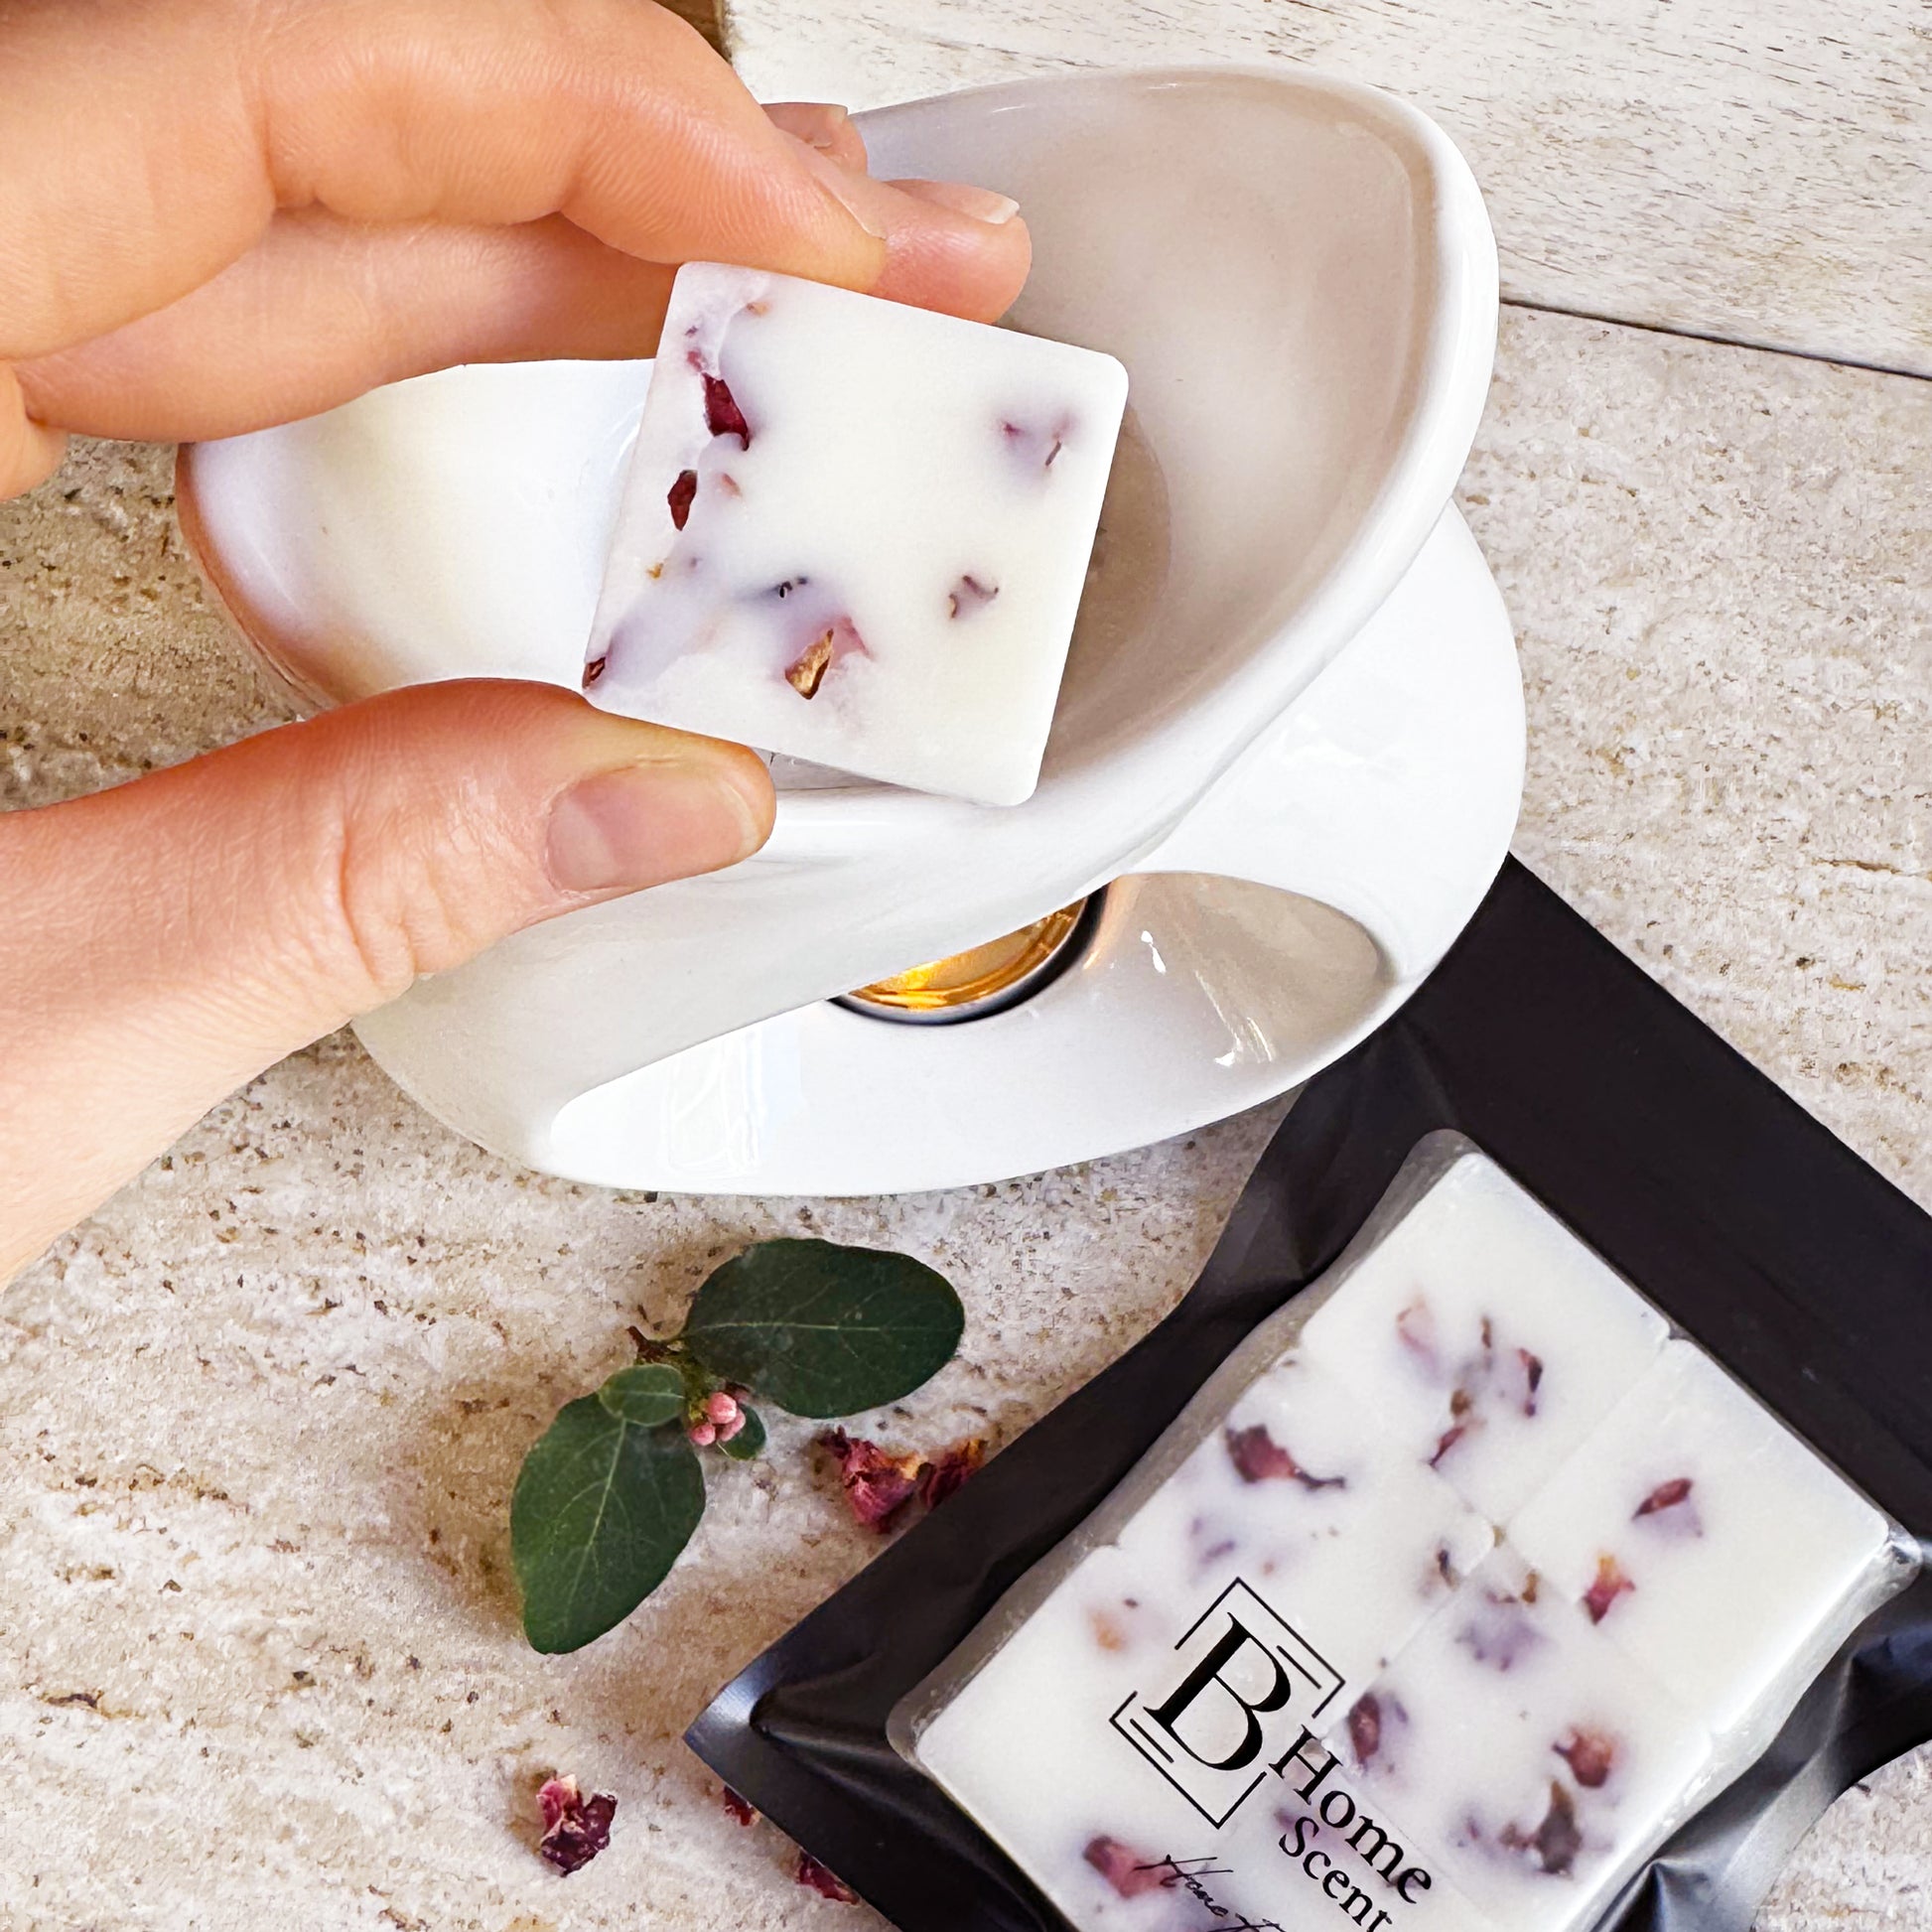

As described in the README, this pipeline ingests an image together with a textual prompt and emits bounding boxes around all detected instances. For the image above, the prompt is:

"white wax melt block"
[583,262,1129,806]
[914,1543,1235,1927]
[1216,1791,1496,1932]
[1113,1356,1494,1686]
[1327,1548,1714,1932]
[917,1548,1492,1932]
[1508,1340,1898,1735]
[1300,1154,1669,1520]
[913,1357,1490,1932]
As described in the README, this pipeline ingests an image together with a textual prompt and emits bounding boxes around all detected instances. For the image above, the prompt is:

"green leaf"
[511,1396,705,1653]
[716,1405,766,1460]
[597,1362,686,1428]
[680,1239,964,1418]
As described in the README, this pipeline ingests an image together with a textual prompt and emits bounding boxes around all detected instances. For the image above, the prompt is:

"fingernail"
[781,101,852,155]
[892,179,1023,226]
[545,759,766,895]
[787,134,890,239]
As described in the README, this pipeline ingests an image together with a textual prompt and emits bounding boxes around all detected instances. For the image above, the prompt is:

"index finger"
[0,0,887,360]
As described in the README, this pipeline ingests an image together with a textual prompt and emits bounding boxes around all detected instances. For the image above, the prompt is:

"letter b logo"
[1111,1580,1343,1827]
[1142,1615,1295,1771]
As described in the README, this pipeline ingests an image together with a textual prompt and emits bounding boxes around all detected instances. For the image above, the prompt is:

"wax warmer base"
[503,514,1522,1196]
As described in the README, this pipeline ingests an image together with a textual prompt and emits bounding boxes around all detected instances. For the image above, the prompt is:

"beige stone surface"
[1,324,1928,1932]
[1466,310,1932,1213]
[730,0,1932,376]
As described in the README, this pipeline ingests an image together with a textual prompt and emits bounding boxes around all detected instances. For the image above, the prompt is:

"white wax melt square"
[912,1356,1490,1931]
[913,1543,1237,1928]
[1326,1548,1714,1932]
[1213,1797,1497,1932]
[1113,1356,1494,1686]
[583,262,1129,806]
[917,1546,1495,1932]
[1300,1154,1669,1521]
[1508,1339,1898,1734]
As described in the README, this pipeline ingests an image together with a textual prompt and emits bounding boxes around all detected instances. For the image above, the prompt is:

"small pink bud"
[705,1391,740,1426]
[688,1421,718,1448]
[717,1411,747,1443]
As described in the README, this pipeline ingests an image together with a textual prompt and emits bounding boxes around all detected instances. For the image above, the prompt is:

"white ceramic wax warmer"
[178,68,1523,1194]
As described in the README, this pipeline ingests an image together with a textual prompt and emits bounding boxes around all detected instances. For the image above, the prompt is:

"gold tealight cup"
[836,897,1099,1026]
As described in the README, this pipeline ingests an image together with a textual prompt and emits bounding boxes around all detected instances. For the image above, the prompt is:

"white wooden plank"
[728,0,1932,375]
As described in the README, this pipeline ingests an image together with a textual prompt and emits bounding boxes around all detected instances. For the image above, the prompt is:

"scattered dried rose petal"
[1225,1424,1344,1491]
[1225,1423,1295,1481]
[704,373,751,447]
[1083,1836,1167,1899]
[1634,1476,1694,1518]
[916,1438,986,1510]
[1584,1553,1635,1624]
[997,415,1073,471]
[796,1852,857,1902]
[1519,1348,1545,1416]
[1435,1544,1457,1587]
[537,1775,617,1874]
[1347,1694,1382,1765]
[781,615,868,697]
[786,629,836,698]
[721,1786,757,1827]
[817,1430,923,1532]
[1478,1314,1495,1354]
[667,469,698,530]
[1395,1300,1442,1372]
[1430,1421,1469,1467]
[1556,1727,1616,1788]
[582,655,607,689]
[1458,1587,1545,1671]
[947,573,1000,619]
[1528,1782,1583,1875]
[1091,1608,1128,1651]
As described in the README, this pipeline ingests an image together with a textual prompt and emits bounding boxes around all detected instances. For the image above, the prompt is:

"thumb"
[0,679,772,1279]
[1,363,68,499]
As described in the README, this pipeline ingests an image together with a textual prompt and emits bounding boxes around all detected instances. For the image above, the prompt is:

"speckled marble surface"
[1,299,1928,1931]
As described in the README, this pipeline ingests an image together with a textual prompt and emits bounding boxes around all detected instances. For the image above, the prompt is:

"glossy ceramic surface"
[176,67,1521,1191]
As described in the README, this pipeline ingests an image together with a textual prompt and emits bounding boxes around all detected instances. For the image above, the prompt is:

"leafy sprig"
[510,1239,964,1653]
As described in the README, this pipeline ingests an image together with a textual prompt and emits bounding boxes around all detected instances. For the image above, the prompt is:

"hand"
[0,0,1032,1279]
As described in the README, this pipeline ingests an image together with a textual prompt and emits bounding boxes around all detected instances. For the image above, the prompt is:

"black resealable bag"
[687,860,1932,1932]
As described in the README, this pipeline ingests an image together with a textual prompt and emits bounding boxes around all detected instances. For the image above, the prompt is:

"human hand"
[0,0,1032,1279]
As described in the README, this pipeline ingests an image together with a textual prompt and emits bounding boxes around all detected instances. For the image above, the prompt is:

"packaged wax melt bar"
[1296,1155,1670,1521]
[904,1145,1904,1932]
[1507,1341,1902,1737]
[582,263,1128,806]
[688,863,1932,1932]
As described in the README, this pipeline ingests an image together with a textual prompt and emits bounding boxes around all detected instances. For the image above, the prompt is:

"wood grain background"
[729,0,1932,376]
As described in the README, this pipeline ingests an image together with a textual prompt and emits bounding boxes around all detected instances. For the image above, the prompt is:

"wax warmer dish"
[177,68,1523,1194]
